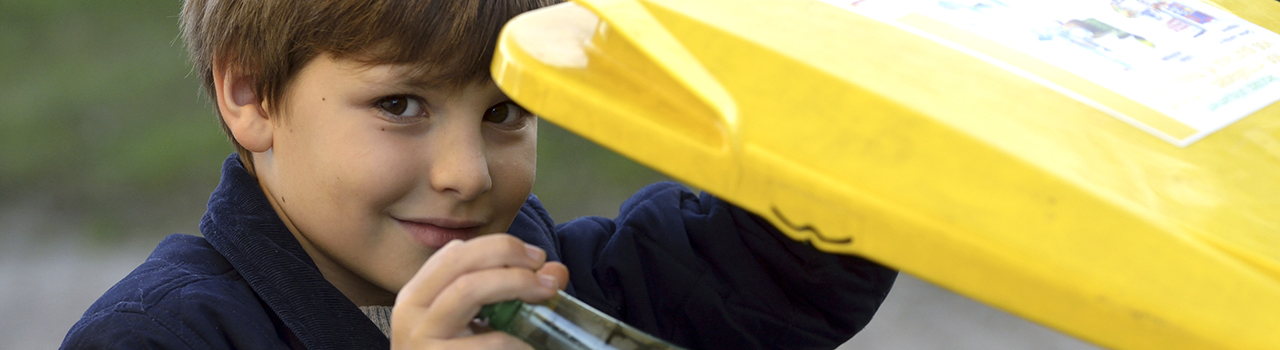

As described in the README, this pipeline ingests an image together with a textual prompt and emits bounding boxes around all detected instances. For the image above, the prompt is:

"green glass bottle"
[477,291,688,350]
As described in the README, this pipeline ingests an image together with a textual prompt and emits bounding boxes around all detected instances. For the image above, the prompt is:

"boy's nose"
[428,128,493,201]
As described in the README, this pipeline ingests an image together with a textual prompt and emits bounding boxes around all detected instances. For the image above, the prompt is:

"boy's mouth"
[395,218,485,250]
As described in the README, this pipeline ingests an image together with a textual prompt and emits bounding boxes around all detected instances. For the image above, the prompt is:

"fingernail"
[539,274,556,289]
[525,244,544,261]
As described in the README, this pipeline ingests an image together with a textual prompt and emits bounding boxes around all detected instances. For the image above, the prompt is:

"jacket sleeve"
[61,307,192,349]
[62,284,296,350]
[554,182,897,350]
[60,254,295,350]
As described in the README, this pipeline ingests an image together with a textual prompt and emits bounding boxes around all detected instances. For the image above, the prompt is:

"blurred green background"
[1,0,229,243]
[0,1,1106,349]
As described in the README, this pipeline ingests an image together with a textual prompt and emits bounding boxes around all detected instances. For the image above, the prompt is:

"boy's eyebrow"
[360,68,512,103]
[381,68,486,93]
[347,61,437,90]
[396,73,450,90]
[384,73,503,101]
[365,70,444,91]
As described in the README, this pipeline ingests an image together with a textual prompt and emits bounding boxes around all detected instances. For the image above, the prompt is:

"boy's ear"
[212,59,273,153]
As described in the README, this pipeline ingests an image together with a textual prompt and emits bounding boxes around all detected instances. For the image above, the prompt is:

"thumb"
[536,262,570,291]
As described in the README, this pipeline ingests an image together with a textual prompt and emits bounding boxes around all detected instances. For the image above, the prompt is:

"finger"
[416,267,558,337]
[536,262,570,291]
[392,327,534,350]
[397,234,546,308]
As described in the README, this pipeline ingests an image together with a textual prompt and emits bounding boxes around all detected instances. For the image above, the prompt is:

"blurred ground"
[839,276,1102,350]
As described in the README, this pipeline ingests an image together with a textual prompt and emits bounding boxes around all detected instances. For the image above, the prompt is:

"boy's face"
[251,55,537,305]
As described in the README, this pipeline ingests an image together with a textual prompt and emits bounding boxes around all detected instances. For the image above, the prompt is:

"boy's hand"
[391,234,569,349]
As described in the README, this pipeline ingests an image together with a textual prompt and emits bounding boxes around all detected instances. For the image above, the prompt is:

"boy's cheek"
[494,157,538,218]
[492,129,538,203]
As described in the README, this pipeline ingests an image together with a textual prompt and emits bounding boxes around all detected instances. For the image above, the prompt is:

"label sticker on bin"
[821,0,1280,146]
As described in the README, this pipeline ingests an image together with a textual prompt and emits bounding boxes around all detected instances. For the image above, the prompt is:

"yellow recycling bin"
[492,0,1280,349]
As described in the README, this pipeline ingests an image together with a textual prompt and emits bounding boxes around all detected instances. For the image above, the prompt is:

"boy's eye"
[376,95,425,119]
[483,101,529,125]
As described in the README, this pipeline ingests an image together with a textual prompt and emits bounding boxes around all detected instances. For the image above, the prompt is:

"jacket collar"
[200,154,389,349]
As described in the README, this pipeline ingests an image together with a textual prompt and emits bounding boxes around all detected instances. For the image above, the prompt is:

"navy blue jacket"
[62,155,896,349]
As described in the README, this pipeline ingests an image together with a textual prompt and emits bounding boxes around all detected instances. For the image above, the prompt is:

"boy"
[62,0,896,349]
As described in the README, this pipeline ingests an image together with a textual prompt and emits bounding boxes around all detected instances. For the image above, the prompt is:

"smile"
[395,218,485,249]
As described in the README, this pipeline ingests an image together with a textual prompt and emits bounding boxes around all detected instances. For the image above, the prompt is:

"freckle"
[321,97,326,101]
[381,127,386,131]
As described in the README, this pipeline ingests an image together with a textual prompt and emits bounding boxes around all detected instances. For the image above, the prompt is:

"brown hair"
[180,0,559,167]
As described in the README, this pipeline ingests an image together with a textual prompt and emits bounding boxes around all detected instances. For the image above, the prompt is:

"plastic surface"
[491,1,1280,349]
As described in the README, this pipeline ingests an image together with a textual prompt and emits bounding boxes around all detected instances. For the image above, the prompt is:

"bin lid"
[492,0,1280,349]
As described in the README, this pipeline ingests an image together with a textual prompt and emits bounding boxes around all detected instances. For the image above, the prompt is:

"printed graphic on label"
[821,0,1280,146]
